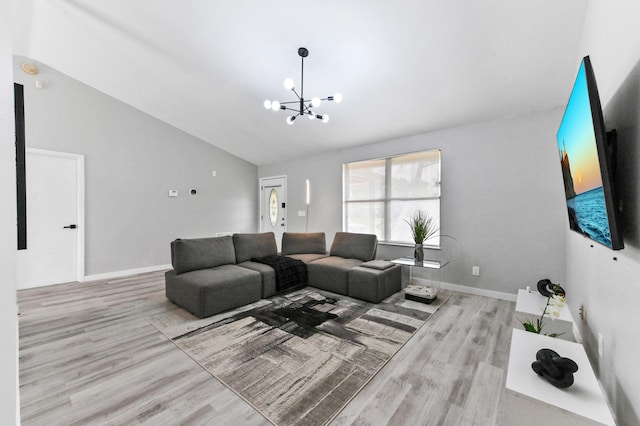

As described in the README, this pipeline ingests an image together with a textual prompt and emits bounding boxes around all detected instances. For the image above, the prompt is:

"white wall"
[259,109,568,298]
[0,0,19,423]
[566,1,640,424]
[13,57,259,276]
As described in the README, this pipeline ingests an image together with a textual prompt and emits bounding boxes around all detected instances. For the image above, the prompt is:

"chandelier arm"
[279,100,302,105]
[281,106,300,112]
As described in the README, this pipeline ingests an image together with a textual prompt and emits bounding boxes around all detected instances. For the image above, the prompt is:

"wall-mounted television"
[557,56,623,250]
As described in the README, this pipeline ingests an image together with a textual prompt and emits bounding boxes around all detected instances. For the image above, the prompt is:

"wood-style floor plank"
[18,271,515,425]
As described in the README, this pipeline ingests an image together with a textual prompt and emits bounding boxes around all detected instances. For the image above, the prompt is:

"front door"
[16,149,84,289]
[260,176,287,251]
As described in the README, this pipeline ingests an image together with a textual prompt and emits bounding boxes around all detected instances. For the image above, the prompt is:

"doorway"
[16,148,85,289]
[259,176,287,251]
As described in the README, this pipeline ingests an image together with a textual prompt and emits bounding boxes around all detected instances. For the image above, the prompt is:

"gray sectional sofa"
[165,231,401,318]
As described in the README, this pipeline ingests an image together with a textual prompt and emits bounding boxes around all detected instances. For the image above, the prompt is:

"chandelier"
[263,47,342,125]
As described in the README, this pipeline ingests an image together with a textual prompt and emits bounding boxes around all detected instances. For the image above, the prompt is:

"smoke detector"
[21,63,38,75]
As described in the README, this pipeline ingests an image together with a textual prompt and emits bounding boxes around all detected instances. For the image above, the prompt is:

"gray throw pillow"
[360,260,394,270]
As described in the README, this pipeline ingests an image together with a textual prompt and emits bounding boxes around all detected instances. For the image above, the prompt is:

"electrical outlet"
[579,304,586,322]
[598,333,604,359]
[472,266,480,276]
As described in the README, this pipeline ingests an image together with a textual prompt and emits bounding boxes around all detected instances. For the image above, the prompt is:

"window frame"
[343,149,441,248]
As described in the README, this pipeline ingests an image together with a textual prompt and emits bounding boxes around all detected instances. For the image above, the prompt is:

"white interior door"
[16,149,84,289]
[260,176,287,251]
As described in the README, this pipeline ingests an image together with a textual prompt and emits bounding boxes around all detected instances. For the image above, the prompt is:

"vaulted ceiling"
[12,0,589,165]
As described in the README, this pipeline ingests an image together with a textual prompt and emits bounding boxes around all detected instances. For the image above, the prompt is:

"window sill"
[378,241,441,250]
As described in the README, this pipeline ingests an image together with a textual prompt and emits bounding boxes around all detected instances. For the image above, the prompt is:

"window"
[343,149,441,246]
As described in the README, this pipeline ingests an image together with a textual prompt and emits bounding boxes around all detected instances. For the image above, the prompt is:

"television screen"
[557,56,623,250]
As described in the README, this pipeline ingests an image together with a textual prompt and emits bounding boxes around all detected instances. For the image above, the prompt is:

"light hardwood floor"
[18,271,515,425]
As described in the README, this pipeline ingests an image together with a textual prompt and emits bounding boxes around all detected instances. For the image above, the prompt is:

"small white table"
[515,289,575,341]
[506,329,615,425]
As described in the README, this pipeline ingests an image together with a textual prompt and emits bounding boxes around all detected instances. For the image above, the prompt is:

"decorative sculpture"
[537,279,566,297]
[531,348,578,388]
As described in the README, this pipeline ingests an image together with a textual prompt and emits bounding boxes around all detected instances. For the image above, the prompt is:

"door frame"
[26,148,85,282]
[259,175,287,233]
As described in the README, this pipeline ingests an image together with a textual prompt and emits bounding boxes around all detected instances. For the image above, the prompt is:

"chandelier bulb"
[311,97,321,108]
[286,116,296,125]
[263,100,272,109]
[322,114,330,123]
[271,100,281,111]
[283,78,295,91]
[308,113,315,120]
[333,93,343,103]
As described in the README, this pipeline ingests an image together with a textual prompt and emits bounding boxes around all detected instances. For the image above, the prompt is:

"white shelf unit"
[514,289,576,341]
[506,329,615,426]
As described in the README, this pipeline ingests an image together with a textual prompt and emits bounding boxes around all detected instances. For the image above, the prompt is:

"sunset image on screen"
[557,64,602,195]
[557,60,611,248]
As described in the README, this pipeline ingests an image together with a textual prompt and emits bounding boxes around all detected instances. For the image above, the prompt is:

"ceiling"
[12,0,589,166]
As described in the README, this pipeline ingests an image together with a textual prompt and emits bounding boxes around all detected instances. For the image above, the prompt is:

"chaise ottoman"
[347,260,402,303]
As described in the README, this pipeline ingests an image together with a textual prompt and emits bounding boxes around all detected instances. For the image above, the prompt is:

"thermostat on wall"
[168,190,179,197]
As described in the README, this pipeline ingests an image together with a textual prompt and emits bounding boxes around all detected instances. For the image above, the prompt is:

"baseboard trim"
[84,264,172,282]
[438,281,517,302]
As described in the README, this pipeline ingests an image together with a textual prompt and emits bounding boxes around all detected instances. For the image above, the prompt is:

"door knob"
[63,224,77,229]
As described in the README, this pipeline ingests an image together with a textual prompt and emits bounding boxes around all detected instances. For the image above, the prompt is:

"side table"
[391,257,449,303]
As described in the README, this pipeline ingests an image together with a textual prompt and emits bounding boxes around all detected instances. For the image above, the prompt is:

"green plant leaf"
[404,210,439,244]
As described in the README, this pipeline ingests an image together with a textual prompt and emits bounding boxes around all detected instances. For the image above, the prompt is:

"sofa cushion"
[233,232,278,263]
[237,261,277,298]
[171,236,236,274]
[348,264,402,303]
[281,232,326,255]
[307,256,363,295]
[329,232,378,261]
[165,265,262,318]
[285,253,329,264]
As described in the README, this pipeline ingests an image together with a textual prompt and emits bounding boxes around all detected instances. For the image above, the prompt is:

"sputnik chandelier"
[263,47,342,125]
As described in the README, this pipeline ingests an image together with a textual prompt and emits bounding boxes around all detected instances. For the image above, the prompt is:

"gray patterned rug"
[149,287,450,425]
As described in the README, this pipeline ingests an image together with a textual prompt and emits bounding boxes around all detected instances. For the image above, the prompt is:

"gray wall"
[567,2,640,424]
[0,0,18,422]
[259,109,568,297]
[13,57,259,276]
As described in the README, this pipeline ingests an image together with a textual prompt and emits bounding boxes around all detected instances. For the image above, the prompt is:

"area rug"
[148,287,451,425]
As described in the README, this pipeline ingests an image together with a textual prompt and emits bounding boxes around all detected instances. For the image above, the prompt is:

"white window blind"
[343,149,441,246]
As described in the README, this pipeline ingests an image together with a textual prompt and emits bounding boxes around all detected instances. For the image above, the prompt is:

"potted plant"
[405,210,439,264]
[520,284,566,338]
